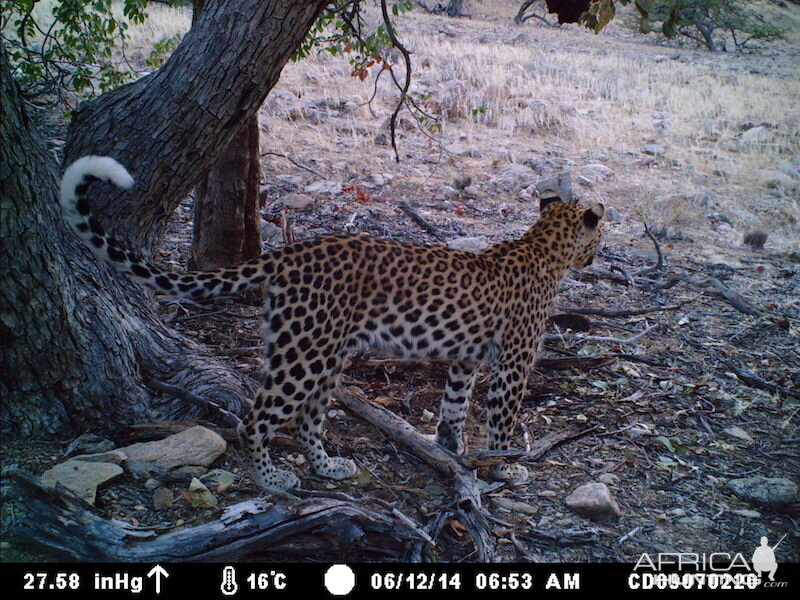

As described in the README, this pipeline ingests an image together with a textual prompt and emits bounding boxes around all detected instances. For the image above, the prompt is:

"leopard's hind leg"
[289,359,357,481]
[238,388,301,492]
[435,361,478,454]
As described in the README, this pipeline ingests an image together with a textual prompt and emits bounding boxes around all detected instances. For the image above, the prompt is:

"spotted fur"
[61,156,604,492]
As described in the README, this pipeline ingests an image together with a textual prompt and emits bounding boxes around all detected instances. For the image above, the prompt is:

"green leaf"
[656,436,675,453]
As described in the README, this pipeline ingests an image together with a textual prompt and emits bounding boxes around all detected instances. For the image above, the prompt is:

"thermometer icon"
[221,566,238,596]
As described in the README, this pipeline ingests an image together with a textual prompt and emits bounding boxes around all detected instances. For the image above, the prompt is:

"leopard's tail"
[60,156,272,300]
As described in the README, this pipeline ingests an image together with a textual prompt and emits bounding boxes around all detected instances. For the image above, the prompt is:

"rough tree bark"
[192,118,262,270]
[1,0,329,436]
[63,0,328,254]
[0,45,249,435]
[190,0,262,270]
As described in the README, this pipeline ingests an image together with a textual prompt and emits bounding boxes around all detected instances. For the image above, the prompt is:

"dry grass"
[252,6,799,247]
[15,1,799,247]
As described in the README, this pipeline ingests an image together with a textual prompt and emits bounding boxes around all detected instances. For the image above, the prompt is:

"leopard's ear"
[539,190,562,212]
[584,203,605,229]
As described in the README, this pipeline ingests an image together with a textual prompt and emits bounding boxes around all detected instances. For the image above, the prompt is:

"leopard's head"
[538,193,604,269]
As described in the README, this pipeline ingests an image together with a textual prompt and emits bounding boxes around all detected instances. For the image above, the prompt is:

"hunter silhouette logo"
[751,534,786,584]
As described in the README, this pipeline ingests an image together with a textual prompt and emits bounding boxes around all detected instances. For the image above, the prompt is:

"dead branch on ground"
[3,468,426,562]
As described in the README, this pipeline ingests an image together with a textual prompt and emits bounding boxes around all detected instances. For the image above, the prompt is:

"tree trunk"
[190,0,262,271]
[192,117,262,270]
[1,0,328,436]
[63,0,328,254]
[0,44,250,436]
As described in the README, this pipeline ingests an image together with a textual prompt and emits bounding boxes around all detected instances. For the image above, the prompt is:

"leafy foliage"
[1,0,183,103]
[630,0,786,51]
[293,1,413,78]
[521,0,784,52]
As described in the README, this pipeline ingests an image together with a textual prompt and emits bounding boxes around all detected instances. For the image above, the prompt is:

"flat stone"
[119,426,227,472]
[276,193,314,209]
[581,164,614,181]
[565,482,622,521]
[41,460,123,505]
[740,126,771,144]
[71,450,128,465]
[728,477,798,507]
[153,487,174,511]
[494,164,538,190]
[643,144,666,157]
[447,236,489,254]
[304,180,343,195]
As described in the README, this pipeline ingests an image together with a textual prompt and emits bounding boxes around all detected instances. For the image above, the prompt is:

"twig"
[333,385,495,561]
[509,532,537,562]
[695,277,760,316]
[397,201,449,240]
[464,426,599,467]
[380,0,412,163]
[726,363,800,403]
[544,324,658,346]
[557,295,701,318]
[280,208,295,245]
[634,223,664,277]
[260,151,326,179]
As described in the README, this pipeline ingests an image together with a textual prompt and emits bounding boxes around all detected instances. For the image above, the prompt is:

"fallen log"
[333,385,494,561]
[3,468,425,562]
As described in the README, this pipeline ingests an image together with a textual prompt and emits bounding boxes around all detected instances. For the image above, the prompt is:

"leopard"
[60,155,605,492]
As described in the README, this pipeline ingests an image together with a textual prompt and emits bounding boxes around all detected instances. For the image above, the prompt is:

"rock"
[565,482,622,521]
[276,192,315,210]
[304,180,343,195]
[758,169,793,189]
[439,185,459,199]
[677,515,715,529]
[71,450,128,465]
[581,164,614,181]
[445,142,480,158]
[643,144,666,157]
[492,497,538,515]
[691,189,717,208]
[64,433,116,457]
[447,236,489,254]
[576,175,593,187]
[362,173,386,189]
[119,426,227,472]
[260,220,283,247]
[494,164,538,190]
[604,206,623,222]
[274,174,304,187]
[152,487,174,511]
[41,460,123,505]
[740,126,771,145]
[727,477,798,507]
[597,473,620,485]
[535,171,573,202]
[181,477,218,508]
[200,469,236,493]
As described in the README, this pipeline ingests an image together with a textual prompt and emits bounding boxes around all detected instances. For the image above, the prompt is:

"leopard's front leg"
[485,360,529,484]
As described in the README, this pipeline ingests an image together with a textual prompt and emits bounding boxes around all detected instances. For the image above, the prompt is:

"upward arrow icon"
[147,565,170,595]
